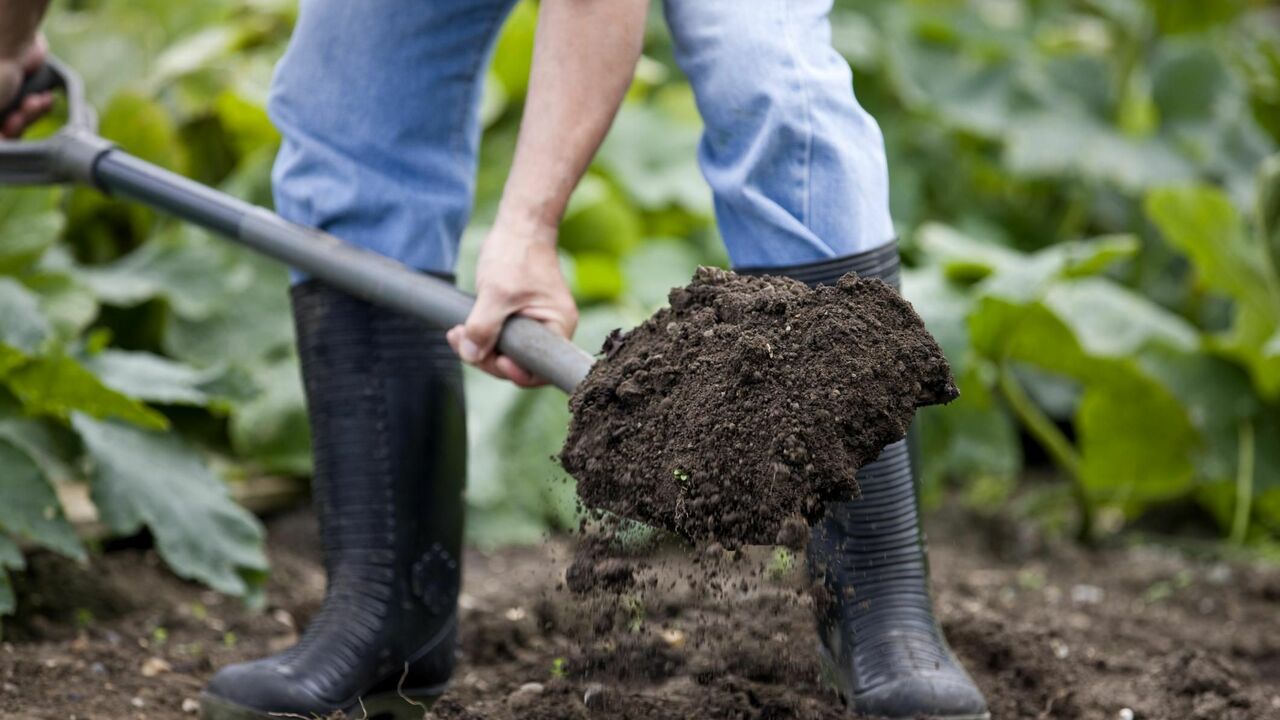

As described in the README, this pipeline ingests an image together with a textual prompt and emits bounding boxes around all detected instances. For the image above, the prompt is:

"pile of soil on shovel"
[561,267,957,547]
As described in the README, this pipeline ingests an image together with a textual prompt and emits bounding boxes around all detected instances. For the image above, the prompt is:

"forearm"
[498,0,649,235]
[0,0,49,58]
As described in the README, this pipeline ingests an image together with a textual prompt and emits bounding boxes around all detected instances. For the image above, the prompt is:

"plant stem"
[1230,419,1256,546]
[996,363,1093,540]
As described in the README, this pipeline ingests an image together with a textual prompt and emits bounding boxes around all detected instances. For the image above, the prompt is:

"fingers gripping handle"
[0,57,110,188]
[1,63,62,120]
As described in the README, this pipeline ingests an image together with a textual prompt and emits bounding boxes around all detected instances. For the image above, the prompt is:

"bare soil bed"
[2,508,1278,720]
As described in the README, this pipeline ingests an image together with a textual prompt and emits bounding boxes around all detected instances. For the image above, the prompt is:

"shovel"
[0,57,596,393]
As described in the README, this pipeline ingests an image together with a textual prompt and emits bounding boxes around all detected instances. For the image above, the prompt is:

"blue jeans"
[268,0,893,275]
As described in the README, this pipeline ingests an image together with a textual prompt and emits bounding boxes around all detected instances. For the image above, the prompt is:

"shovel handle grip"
[1,63,63,121]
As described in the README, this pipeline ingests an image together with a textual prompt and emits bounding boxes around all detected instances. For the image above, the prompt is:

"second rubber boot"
[201,280,467,720]
[741,243,989,720]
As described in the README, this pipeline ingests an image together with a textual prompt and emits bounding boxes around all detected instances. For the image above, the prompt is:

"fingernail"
[459,339,481,363]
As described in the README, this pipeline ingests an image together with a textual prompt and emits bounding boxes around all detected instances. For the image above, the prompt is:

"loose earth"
[561,267,957,547]
[4,509,1277,720]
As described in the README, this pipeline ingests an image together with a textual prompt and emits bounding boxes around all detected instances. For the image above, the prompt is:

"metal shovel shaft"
[1,57,595,393]
[91,151,595,393]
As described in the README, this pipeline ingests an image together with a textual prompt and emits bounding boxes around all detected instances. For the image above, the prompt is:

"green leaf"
[490,0,537,99]
[1005,111,1196,192]
[72,415,267,596]
[99,91,189,173]
[1147,185,1280,395]
[560,176,644,257]
[597,106,711,213]
[0,440,85,561]
[21,271,99,339]
[0,411,79,486]
[1042,278,1199,357]
[149,26,242,87]
[1077,374,1199,510]
[0,279,51,357]
[464,372,577,547]
[1259,154,1280,278]
[916,366,1022,496]
[1139,347,1261,521]
[1152,43,1232,125]
[228,354,310,476]
[968,277,1200,515]
[81,350,223,407]
[918,224,1138,294]
[621,240,704,311]
[902,264,976,368]
[1144,0,1250,35]
[214,90,281,158]
[1146,186,1277,314]
[79,229,254,321]
[569,252,625,302]
[162,255,292,366]
[6,355,169,430]
[0,188,64,273]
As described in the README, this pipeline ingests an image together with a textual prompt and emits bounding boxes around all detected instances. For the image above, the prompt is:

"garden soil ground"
[3,507,1278,720]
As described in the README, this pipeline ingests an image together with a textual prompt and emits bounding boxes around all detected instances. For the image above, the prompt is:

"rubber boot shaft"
[739,245,989,720]
[202,280,467,719]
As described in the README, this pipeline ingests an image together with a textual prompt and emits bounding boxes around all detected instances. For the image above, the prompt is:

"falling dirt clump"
[561,267,957,547]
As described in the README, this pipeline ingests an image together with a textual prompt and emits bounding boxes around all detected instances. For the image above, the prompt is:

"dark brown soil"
[4,507,1278,720]
[561,268,957,546]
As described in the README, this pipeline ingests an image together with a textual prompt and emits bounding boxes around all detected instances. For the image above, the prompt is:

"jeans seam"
[781,0,815,230]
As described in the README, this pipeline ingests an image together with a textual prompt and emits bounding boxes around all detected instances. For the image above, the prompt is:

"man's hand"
[446,0,647,389]
[1,32,53,138]
[446,214,579,388]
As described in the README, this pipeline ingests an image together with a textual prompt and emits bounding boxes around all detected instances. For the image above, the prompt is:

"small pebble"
[181,698,200,714]
[1070,584,1105,605]
[130,697,145,709]
[1118,708,1134,720]
[271,608,296,629]
[507,681,545,709]
[583,683,616,710]
[140,657,171,677]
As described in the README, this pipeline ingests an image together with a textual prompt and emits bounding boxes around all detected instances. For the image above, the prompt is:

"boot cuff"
[735,241,899,288]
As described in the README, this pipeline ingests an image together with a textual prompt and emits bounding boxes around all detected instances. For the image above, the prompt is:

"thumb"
[20,35,48,74]
[460,289,511,363]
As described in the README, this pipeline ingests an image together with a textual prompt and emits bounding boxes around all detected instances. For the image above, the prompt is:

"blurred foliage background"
[1,0,1279,622]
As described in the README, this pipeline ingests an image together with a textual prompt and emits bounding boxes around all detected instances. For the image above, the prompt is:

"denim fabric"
[268,0,893,276]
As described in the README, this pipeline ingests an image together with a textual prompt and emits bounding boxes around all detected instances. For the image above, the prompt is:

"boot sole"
[199,683,447,720]
[816,643,991,720]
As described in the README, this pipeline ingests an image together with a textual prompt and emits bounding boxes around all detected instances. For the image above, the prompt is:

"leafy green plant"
[0,188,268,629]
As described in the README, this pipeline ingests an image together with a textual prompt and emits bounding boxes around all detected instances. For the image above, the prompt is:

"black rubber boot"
[740,244,989,720]
[201,280,467,720]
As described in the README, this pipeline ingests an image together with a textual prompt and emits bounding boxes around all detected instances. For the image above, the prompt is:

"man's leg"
[662,1,988,718]
[200,1,516,718]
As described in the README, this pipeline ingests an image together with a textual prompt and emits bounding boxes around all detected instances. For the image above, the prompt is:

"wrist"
[493,197,562,244]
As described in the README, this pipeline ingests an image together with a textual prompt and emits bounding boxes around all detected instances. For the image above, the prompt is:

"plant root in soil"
[561,267,957,547]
